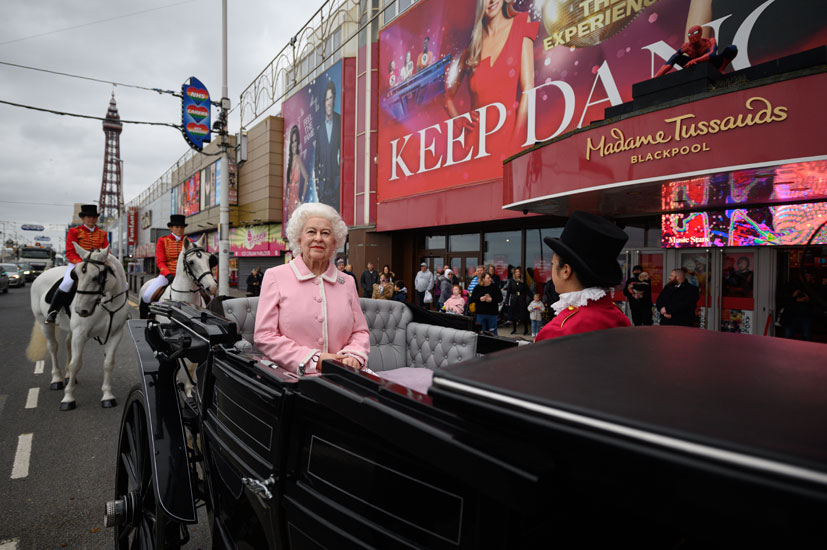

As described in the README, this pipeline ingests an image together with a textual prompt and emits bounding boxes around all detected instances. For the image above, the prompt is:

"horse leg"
[60,333,87,411]
[181,359,198,398]
[100,328,124,408]
[41,323,64,390]
[64,331,75,385]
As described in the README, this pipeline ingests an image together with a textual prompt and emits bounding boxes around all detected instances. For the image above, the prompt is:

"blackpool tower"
[99,92,123,224]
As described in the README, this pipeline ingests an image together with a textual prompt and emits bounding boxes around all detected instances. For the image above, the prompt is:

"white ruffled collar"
[551,287,609,316]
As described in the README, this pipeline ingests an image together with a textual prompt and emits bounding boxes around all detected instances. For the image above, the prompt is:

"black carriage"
[106,300,827,548]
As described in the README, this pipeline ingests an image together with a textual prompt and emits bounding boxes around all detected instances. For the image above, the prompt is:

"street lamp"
[113,158,125,263]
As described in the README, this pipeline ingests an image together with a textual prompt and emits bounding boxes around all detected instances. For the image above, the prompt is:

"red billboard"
[127,208,139,246]
[377,0,826,218]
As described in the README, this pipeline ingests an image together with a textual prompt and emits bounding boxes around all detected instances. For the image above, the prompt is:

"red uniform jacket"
[535,295,631,342]
[156,234,189,276]
[65,225,109,264]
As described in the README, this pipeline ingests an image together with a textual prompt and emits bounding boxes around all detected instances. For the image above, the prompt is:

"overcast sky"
[0,0,318,239]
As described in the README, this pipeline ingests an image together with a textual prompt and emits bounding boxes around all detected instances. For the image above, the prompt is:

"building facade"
[122,0,826,339]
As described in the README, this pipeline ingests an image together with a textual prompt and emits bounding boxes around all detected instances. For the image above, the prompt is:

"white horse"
[138,235,218,314]
[27,244,130,410]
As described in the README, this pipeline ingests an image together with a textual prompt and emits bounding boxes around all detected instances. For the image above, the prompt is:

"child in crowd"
[528,293,545,338]
[633,271,650,299]
[392,280,408,302]
[443,284,467,314]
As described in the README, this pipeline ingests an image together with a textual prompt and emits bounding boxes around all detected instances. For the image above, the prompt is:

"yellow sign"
[585,96,788,163]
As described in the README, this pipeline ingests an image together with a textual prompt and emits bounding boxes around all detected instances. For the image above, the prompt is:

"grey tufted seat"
[222,297,259,345]
[220,296,477,372]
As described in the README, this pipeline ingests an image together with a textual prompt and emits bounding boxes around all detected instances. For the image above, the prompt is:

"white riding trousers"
[58,263,77,292]
[142,274,169,303]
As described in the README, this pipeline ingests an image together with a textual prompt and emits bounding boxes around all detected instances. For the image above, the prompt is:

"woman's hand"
[340,356,361,369]
[318,352,361,370]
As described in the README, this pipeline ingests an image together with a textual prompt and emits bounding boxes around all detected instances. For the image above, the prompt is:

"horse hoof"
[59,401,76,411]
[50,381,64,391]
[101,399,118,408]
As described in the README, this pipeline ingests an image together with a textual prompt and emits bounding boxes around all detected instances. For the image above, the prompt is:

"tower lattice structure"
[99,92,123,224]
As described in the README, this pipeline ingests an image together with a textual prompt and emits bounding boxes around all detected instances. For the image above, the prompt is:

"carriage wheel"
[107,386,182,549]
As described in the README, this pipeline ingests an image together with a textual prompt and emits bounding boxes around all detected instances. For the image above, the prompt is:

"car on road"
[0,269,8,293]
[106,300,827,549]
[16,262,35,282]
[0,263,24,288]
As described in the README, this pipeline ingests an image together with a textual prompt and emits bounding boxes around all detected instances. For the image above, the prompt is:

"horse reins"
[169,246,216,305]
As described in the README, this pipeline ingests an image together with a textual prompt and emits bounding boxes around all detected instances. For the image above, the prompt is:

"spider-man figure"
[654,25,738,78]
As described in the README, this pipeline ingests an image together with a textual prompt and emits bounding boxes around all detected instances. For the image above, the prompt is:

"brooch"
[337,276,345,285]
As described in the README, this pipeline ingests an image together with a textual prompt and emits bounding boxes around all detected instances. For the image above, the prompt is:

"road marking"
[0,538,20,549]
[128,299,138,308]
[24,388,39,409]
[11,433,33,479]
[34,360,44,374]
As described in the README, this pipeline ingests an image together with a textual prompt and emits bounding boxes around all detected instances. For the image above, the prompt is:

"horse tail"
[26,321,48,362]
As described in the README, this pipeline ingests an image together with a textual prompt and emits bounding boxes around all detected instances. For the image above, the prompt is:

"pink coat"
[254,255,370,374]
[443,294,466,314]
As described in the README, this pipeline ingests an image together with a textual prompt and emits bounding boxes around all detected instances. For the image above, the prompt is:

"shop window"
[449,233,479,252]
[525,227,564,294]
[623,226,646,248]
[483,231,521,282]
[424,235,445,250]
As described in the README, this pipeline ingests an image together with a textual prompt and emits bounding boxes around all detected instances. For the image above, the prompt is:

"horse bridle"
[170,246,217,300]
[75,252,116,306]
[74,250,128,344]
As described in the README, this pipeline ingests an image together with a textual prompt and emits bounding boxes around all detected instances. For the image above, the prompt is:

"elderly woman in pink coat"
[254,203,369,374]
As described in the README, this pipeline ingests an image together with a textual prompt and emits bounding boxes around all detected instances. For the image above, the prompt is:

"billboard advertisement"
[127,208,139,245]
[661,161,827,247]
[182,172,201,216]
[282,61,342,226]
[377,0,827,203]
[229,224,287,257]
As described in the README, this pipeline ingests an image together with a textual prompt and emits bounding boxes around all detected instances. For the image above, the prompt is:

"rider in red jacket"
[46,204,109,324]
[140,214,190,319]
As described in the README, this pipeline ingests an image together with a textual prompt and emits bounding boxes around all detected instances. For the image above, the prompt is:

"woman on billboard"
[286,125,312,221]
[445,0,539,158]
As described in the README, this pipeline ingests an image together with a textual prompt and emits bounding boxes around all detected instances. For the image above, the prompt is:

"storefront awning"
[502,71,827,218]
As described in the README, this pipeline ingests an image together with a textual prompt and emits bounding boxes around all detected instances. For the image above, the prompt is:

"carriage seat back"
[219,296,477,373]
[222,297,259,345]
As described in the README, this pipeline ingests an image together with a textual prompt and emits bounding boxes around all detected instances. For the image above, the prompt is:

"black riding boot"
[45,290,70,324]
[139,300,151,320]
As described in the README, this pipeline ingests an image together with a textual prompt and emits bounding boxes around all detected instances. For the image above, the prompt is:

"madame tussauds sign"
[585,96,788,163]
[501,72,825,210]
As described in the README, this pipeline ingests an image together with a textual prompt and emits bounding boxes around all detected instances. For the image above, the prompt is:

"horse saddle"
[45,278,77,316]
[150,286,166,303]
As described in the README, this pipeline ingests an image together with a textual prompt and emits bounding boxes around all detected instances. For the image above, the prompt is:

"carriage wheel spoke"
[130,406,145,477]
[119,451,139,488]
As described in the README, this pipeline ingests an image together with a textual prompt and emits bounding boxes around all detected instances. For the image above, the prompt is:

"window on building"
[424,235,446,250]
[483,230,521,282]
[525,227,564,294]
[382,0,419,27]
[449,233,480,252]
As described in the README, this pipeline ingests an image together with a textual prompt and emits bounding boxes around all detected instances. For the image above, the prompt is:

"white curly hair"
[285,202,348,259]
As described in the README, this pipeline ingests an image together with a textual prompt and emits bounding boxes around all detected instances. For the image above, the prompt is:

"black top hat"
[79,204,99,218]
[543,211,629,287]
[168,214,188,227]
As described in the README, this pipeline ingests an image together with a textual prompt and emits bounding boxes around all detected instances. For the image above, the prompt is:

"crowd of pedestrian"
[244,225,758,343]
